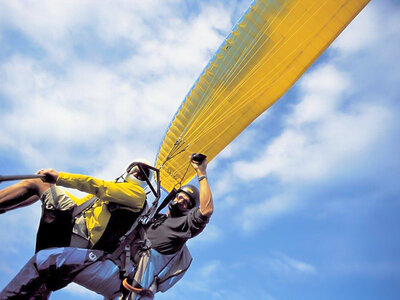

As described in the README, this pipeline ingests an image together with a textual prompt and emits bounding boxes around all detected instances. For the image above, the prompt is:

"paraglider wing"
[156,0,370,192]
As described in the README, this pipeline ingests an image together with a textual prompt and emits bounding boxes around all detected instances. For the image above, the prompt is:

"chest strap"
[72,196,98,218]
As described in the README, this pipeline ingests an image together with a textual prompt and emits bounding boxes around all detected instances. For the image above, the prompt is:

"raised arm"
[37,169,146,211]
[190,159,213,217]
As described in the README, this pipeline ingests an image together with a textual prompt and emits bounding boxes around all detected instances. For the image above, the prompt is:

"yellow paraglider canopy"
[156,0,370,192]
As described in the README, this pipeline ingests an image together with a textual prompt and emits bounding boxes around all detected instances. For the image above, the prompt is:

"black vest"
[35,202,141,253]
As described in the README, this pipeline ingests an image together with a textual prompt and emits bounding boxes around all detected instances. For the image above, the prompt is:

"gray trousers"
[0,247,122,300]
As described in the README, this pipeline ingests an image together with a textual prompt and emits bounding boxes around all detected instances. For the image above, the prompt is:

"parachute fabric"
[156,0,370,192]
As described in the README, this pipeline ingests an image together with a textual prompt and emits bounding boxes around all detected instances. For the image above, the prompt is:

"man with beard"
[146,165,212,255]
[0,156,213,299]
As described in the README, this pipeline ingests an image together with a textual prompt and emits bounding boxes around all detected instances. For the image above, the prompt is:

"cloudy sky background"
[0,0,399,299]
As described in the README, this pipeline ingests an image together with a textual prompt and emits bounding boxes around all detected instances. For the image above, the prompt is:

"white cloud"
[212,170,235,199]
[233,63,392,184]
[160,258,277,300]
[92,143,155,180]
[266,252,316,275]
[240,194,298,231]
[63,282,99,298]
[198,260,222,278]
[332,4,379,54]
[0,57,151,170]
[122,3,231,75]
[1,2,399,299]
[227,1,400,232]
[178,260,223,295]
[291,64,350,125]
[0,203,41,255]
[0,3,234,297]
[0,2,233,174]
[217,129,257,159]
[0,1,191,61]
[218,195,239,208]
[187,224,222,248]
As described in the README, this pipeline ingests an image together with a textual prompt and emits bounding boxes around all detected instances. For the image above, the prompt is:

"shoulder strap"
[108,190,177,275]
[72,196,98,218]
[141,189,177,226]
[154,189,177,216]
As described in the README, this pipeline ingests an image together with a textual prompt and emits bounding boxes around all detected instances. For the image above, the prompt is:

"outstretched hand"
[36,168,59,184]
[190,157,207,176]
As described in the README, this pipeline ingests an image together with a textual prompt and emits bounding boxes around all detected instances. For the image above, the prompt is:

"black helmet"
[177,184,199,208]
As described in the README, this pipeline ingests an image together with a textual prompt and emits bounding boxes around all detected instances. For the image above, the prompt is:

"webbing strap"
[140,188,177,227]
[72,196,98,218]
[107,203,149,262]
[154,189,177,217]
[123,245,131,277]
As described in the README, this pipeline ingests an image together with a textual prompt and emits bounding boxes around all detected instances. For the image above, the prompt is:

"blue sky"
[0,0,399,299]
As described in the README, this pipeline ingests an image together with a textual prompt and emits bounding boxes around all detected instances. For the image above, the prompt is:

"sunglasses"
[175,193,194,209]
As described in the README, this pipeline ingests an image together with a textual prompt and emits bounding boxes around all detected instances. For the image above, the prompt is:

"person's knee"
[34,248,63,272]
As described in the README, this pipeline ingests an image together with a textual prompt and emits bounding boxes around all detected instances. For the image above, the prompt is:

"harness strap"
[140,188,177,227]
[107,202,149,263]
[123,245,131,277]
[107,220,140,262]
[72,196,98,218]
[154,189,177,217]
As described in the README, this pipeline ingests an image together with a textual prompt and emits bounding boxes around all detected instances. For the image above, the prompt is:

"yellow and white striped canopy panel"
[155,0,370,192]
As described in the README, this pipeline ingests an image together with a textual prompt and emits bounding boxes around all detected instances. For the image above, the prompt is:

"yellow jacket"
[56,172,146,246]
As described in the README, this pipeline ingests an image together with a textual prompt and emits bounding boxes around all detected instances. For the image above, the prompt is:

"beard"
[168,201,190,217]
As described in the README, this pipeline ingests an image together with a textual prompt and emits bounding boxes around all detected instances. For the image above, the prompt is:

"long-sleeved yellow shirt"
[56,172,146,246]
